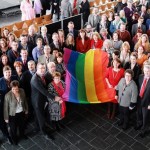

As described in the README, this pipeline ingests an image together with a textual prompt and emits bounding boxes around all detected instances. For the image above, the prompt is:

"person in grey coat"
[61,0,72,19]
[116,69,138,130]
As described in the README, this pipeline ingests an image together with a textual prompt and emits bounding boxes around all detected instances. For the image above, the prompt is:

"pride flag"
[62,48,116,104]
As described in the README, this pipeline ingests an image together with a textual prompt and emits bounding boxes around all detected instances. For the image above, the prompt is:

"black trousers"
[51,5,60,19]
[119,106,130,127]
[9,112,25,143]
[136,106,149,131]
[0,104,9,138]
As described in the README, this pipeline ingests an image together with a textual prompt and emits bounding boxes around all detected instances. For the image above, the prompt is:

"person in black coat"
[20,60,36,120]
[64,21,78,40]
[7,41,19,68]
[40,0,51,15]
[15,49,33,73]
[27,25,37,58]
[51,0,60,20]
[0,66,17,144]
[79,0,90,25]
[36,26,51,46]
[124,53,141,84]
[135,65,150,138]
[18,34,31,54]
[30,63,61,140]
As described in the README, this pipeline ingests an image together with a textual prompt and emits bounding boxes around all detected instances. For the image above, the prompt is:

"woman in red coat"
[105,58,124,119]
[91,32,103,49]
[76,29,91,53]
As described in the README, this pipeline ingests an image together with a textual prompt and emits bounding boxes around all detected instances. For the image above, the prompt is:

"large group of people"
[0,0,150,146]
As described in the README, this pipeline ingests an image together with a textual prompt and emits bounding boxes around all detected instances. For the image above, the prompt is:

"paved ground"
[0,103,150,150]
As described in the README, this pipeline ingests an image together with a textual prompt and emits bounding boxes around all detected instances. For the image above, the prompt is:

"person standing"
[30,63,60,140]
[20,0,35,21]
[60,0,72,19]
[116,69,138,130]
[48,72,66,131]
[79,0,90,25]
[135,65,150,138]
[34,0,43,17]
[4,80,28,145]
[0,66,17,144]
[51,0,60,20]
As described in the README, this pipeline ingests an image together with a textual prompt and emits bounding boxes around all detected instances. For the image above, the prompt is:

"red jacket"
[76,38,91,53]
[91,39,103,49]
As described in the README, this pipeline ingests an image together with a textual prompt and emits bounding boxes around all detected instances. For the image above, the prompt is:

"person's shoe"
[20,135,28,140]
[56,125,61,132]
[33,127,40,133]
[122,125,128,131]
[7,136,13,145]
[139,132,146,138]
[59,122,65,129]
[134,125,142,131]
[44,133,55,141]
[117,121,123,126]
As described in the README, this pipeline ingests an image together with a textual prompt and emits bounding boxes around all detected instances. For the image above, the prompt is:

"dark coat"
[124,62,141,84]
[64,29,78,40]
[36,34,52,46]
[138,74,150,107]
[15,57,33,72]
[80,1,90,24]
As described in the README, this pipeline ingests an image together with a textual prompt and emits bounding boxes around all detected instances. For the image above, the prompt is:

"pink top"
[20,0,35,21]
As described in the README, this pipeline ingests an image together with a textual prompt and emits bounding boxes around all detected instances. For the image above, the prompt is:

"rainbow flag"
[62,48,116,104]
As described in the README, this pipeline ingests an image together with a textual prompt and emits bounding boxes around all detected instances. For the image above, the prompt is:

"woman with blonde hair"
[91,32,103,49]
[120,41,130,68]
[58,29,65,48]
[20,0,35,21]
[134,34,150,53]
[64,33,76,50]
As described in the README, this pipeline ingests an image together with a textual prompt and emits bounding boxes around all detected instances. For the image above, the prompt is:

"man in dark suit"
[27,25,37,58]
[135,65,150,138]
[50,32,62,52]
[79,0,90,25]
[64,21,78,40]
[20,60,36,120]
[36,26,51,46]
[15,49,33,72]
[7,41,19,68]
[30,63,61,140]
[131,17,146,37]
[18,34,31,54]
[0,66,17,144]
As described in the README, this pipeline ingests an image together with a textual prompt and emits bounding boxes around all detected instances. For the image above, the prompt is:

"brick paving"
[0,103,150,150]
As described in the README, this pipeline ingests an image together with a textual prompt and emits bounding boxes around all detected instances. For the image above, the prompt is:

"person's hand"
[59,100,63,104]
[115,96,118,100]
[55,96,61,102]
[5,120,9,123]
[79,5,82,8]
[148,105,150,110]
[25,111,28,115]
[54,3,57,5]
[108,84,113,88]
